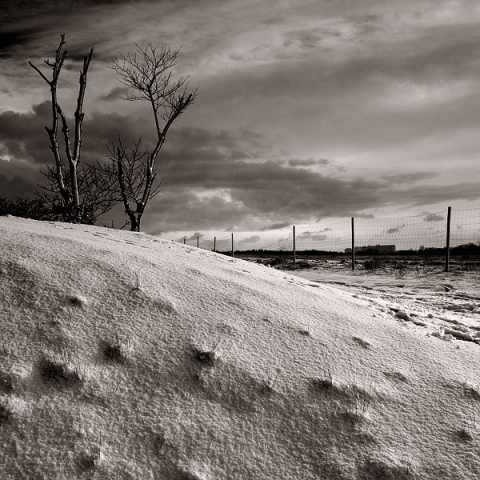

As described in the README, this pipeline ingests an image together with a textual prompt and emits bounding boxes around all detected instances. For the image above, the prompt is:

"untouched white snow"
[0,216,479,480]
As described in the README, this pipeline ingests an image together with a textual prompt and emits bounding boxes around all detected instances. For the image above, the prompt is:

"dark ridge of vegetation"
[0,197,58,221]
[234,243,480,257]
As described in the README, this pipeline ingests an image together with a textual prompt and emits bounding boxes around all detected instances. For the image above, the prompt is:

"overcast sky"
[1,0,480,243]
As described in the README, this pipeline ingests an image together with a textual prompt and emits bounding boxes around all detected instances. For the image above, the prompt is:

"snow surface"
[287,266,480,344]
[0,216,479,480]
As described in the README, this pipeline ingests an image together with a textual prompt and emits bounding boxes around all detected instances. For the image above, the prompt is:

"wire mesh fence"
[451,208,480,249]
[176,206,480,272]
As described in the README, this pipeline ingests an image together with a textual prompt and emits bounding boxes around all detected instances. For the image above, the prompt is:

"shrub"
[363,257,383,271]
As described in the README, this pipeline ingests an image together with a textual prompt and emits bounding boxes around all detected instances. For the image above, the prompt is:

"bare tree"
[29,34,118,224]
[108,43,197,231]
[38,160,120,224]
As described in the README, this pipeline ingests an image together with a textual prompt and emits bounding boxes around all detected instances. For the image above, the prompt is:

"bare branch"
[109,42,197,231]
[29,62,51,85]
[73,47,94,165]
[31,35,115,224]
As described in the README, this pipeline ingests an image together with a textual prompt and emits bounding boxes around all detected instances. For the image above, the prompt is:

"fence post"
[293,225,296,264]
[213,236,216,252]
[197,236,199,248]
[351,217,355,270]
[231,233,234,258]
[445,206,451,272]
[183,237,186,245]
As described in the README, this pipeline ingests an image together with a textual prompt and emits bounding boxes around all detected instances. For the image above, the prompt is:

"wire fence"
[177,206,480,272]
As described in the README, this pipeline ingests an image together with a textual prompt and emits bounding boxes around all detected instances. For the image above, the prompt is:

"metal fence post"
[445,206,451,272]
[213,236,216,252]
[351,217,355,270]
[293,225,296,264]
[231,233,234,258]
[183,237,186,245]
[197,236,199,248]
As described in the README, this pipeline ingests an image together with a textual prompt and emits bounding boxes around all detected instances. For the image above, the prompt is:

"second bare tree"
[108,44,197,231]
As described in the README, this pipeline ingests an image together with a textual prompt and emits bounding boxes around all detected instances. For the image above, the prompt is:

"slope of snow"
[0,216,479,480]
[288,267,480,344]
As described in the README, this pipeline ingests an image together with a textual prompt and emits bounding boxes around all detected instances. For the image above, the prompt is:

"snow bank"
[0,217,479,479]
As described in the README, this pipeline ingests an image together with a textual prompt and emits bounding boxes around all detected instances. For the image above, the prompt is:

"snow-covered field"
[282,262,480,346]
[1,216,479,479]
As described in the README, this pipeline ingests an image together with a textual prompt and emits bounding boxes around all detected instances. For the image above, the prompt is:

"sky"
[1,0,480,246]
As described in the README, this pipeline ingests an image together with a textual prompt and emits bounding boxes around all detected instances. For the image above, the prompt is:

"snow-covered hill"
[0,216,479,479]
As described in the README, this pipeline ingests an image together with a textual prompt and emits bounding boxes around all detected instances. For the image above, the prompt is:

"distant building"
[345,245,396,254]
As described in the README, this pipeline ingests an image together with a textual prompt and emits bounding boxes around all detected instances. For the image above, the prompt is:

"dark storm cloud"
[288,158,331,167]
[155,128,391,223]
[298,232,328,242]
[146,127,480,231]
[402,185,480,206]
[385,225,405,234]
[1,2,112,61]
[424,213,445,222]
[260,222,291,231]
[1,0,197,65]
[0,103,52,164]
[0,163,41,199]
[2,100,480,232]
[0,31,37,54]
[0,102,148,167]
[381,173,437,184]
[1,3,77,58]
[2,0,480,234]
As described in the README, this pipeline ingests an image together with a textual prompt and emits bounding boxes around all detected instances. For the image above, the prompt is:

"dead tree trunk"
[29,34,93,223]
[109,43,197,231]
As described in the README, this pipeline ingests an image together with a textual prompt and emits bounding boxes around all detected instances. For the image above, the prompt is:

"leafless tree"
[37,160,120,224]
[107,43,197,231]
[29,34,118,224]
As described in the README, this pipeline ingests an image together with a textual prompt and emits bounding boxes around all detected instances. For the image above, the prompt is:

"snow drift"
[0,216,479,479]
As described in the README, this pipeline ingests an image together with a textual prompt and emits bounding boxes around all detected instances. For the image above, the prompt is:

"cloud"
[260,222,291,231]
[385,225,405,234]
[381,172,437,184]
[288,158,331,167]
[0,103,53,164]
[0,102,149,165]
[239,235,261,244]
[298,232,328,242]
[186,1,480,168]
[100,86,130,102]
[2,1,480,234]
[424,213,445,222]
[184,232,204,241]
[1,104,480,234]
[0,165,41,199]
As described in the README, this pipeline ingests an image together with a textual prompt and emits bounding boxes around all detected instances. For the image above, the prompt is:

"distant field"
[235,252,480,274]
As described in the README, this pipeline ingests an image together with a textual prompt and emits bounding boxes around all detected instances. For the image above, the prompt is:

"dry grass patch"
[100,334,131,364]
[38,355,84,388]
[0,371,13,394]
[359,458,416,480]
[352,336,371,349]
[383,371,409,385]
[0,400,12,425]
